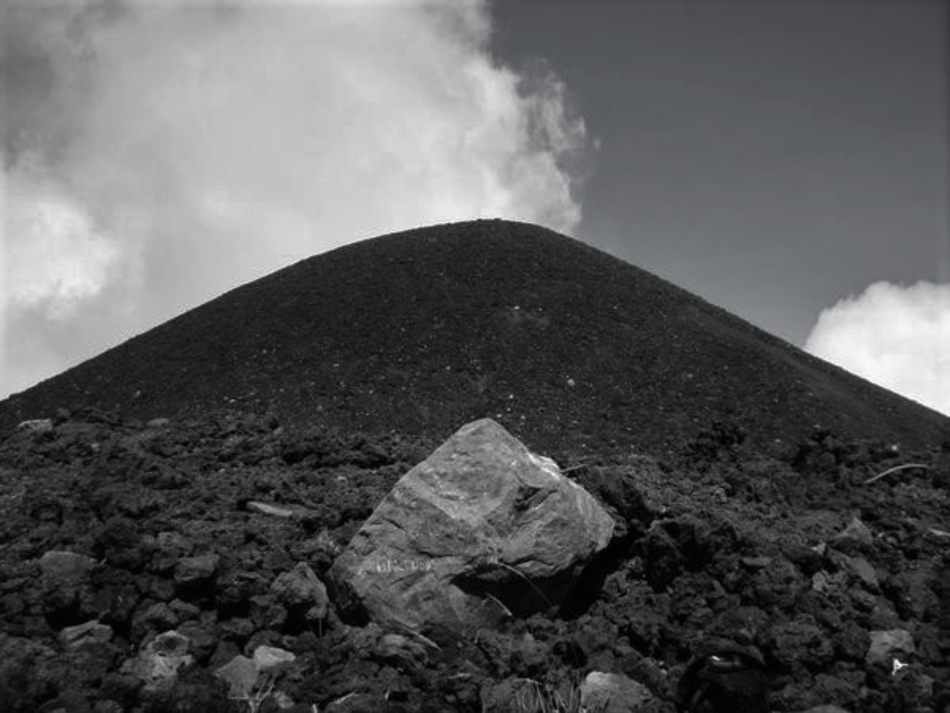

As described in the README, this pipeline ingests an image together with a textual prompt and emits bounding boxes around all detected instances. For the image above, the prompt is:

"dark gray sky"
[2,0,948,413]
[492,0,949,347]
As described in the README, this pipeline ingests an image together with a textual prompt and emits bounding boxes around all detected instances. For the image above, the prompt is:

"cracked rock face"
[327,418,614,632]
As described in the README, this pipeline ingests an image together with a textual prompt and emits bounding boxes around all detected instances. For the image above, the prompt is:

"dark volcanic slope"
[2,219,947,455]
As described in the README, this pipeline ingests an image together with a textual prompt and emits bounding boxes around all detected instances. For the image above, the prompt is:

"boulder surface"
[328,418,614,632]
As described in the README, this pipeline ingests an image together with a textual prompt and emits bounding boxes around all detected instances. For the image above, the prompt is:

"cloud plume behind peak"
[2,0,591,398]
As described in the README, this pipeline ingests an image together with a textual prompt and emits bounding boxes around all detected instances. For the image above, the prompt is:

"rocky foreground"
[0,407,948,712]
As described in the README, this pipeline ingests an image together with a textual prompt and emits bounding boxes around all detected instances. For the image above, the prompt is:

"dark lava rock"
[3,220,947,456]
[0,222,948,710]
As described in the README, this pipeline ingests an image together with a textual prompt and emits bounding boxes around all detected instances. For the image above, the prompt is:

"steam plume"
[2,0,590,397]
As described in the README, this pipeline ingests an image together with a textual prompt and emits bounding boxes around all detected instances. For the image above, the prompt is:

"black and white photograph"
[1,1,948,711]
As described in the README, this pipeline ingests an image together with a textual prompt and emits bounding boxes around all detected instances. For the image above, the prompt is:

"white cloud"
[804,281,950,416]
[1,0,591,398]
[6,155,119,319]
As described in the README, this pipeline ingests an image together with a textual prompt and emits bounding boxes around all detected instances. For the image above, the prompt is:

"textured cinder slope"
[2,219,947,456]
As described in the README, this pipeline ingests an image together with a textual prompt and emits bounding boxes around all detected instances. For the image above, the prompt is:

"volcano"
[1,219,947,455]
[2,219,950,713]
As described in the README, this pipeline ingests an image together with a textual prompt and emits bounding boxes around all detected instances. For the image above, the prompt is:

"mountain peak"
[2,219,947,455]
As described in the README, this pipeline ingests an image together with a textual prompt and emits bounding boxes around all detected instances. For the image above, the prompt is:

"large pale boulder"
[327,418,614,632]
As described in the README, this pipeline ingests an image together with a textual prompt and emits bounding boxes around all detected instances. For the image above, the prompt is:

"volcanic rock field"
[0,220,948,712]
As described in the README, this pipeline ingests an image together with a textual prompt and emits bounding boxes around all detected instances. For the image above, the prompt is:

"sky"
[2,0,948,417]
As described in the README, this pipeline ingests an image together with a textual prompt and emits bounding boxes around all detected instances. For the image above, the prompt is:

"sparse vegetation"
[231,674,275,713]
[508,676,607,713]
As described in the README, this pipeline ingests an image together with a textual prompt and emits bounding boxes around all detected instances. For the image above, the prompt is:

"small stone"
[151,629,190,657]
[17,418,53,434]
[829,551,879,590]
[866,629,915,665]
[168,599,201,621]
[214,655,258,698]
[740,556,773,570]
[60,620,113,649]
[156,532,193,555]
[145,576,176,602]
[249,594,287,630]
[580,671,654,713]
[833,515,874,549]
[176,620,217,664]
[142,602,179,630]
[866,599,902,630]
[39,551,96,580]
[811,571,845,594]
[252,645,296,671]
[271,563,328,619]
[149,532,194,573]
[218,617,255,642]
[174,554,219,592]
[131,630,193,691]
